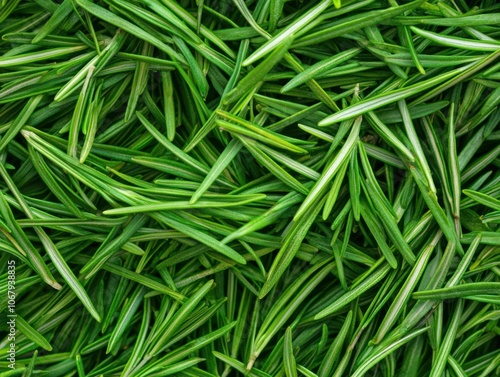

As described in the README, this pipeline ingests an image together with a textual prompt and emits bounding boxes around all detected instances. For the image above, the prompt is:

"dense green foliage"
[0,0,499,376]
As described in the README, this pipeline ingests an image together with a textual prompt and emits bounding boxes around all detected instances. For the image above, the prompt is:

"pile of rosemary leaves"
[0,0,499,376]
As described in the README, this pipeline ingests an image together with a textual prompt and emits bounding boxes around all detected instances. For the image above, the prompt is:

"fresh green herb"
[0,1,499,376]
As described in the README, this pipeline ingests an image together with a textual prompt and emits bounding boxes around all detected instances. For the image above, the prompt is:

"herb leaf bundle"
[0,1,499,376]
